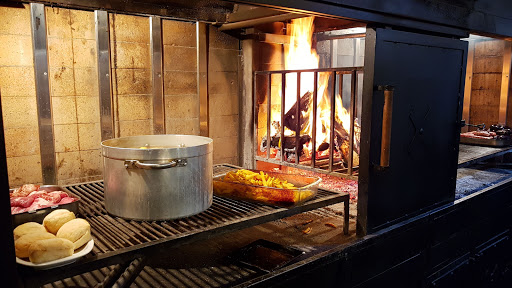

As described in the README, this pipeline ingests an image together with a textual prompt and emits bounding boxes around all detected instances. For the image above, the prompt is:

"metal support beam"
[31,3,56,184]
[95,10,114,141]
[197,22,209,137]
[242,39,256,169]
[150,16,165,134]
[219,13,305,31]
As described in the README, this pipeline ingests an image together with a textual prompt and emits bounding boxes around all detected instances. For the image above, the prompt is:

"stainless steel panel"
[197,22,209,137]
[31,3,56,184]
[95,10,114,141]
[330,39,338,68]
[150,16,165,134]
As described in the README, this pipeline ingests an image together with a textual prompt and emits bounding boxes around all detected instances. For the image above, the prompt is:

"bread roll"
[43,209,75,234]
[28,238,74,264]
[13,222,47,241]
[15,231,55,258]
[56,218,92,250]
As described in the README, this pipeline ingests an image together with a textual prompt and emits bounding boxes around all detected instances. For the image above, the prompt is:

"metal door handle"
[124,159,187,169]
[378,85,394,168]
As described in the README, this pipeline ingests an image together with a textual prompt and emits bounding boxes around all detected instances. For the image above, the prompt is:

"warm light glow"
[267,16,358,163]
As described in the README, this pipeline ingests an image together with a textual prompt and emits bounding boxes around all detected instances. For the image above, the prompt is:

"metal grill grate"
[42,264,260,288]
[62,165,342,256]
[44,205,349,288]
[23,164,347,287]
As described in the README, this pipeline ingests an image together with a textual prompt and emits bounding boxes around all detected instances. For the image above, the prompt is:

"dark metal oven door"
[358,27,467,235]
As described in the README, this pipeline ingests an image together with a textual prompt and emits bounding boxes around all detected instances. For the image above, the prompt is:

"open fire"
[255,17,362,176]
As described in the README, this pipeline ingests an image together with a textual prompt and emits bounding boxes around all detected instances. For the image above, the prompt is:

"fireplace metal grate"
[254,67,363,179]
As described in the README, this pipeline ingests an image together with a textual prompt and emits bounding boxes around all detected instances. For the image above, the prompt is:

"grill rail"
[20,164,348,287]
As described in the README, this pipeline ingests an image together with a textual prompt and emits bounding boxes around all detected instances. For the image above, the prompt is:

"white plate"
[16,239,94,270]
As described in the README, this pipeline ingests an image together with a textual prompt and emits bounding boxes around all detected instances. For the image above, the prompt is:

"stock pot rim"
[101,134,213,160]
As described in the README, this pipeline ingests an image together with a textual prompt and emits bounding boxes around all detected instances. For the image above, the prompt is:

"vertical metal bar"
[295,72,301,164]
[343,197,349,235]
[241,39,255,169]
[197,22,209,137]
[266,73,271,159]
[280,73,285,162]
[499,41,512,125]
[348,71,356,175]
[150,16,165,134]
[311,72,318,168]
[31,3,56,184]
[253,72,258,164]
[95,10,114,141]
[462,41,474,132]
[329,72,336,172]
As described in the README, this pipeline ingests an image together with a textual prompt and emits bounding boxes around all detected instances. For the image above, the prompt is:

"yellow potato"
[223,169,296,189]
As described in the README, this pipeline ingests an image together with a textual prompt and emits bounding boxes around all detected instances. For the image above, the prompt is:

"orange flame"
[269,16,356,161]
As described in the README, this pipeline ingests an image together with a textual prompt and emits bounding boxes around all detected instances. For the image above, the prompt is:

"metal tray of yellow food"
[213,169,322,207]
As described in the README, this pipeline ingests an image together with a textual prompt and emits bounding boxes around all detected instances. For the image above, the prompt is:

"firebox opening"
[248,16,366,208]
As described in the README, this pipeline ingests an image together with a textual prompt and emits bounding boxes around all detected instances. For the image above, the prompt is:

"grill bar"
[348,71,356,175]
[296,72,301,164]
[329,71,337,172]
[312,71,318,168]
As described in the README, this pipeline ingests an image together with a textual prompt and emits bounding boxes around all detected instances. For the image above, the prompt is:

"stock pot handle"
[124,159,187,170]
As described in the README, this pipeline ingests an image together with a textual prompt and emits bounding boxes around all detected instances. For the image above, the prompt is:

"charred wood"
[283,91,312,132]
[261,135,312,153]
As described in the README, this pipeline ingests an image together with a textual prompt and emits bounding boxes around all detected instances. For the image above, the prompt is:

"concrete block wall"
[110,14,153,137]
[46,7,101,185]
[0,5,241,187]
[209,26,240,165]
[163,20,199,135]
[0,4,42,187]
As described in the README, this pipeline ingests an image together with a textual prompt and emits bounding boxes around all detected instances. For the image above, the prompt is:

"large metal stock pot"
[101,135,213,220]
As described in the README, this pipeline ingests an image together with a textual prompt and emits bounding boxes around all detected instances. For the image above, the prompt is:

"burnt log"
[283,91,312,132]
[283,91,350,143]
[261,135,311,152]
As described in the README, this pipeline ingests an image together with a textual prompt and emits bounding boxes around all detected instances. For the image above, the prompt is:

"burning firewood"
[283,91,312,132]
[261,135,311,152]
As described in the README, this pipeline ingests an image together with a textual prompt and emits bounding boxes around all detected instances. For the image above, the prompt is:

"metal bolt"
[43,72,47,76]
